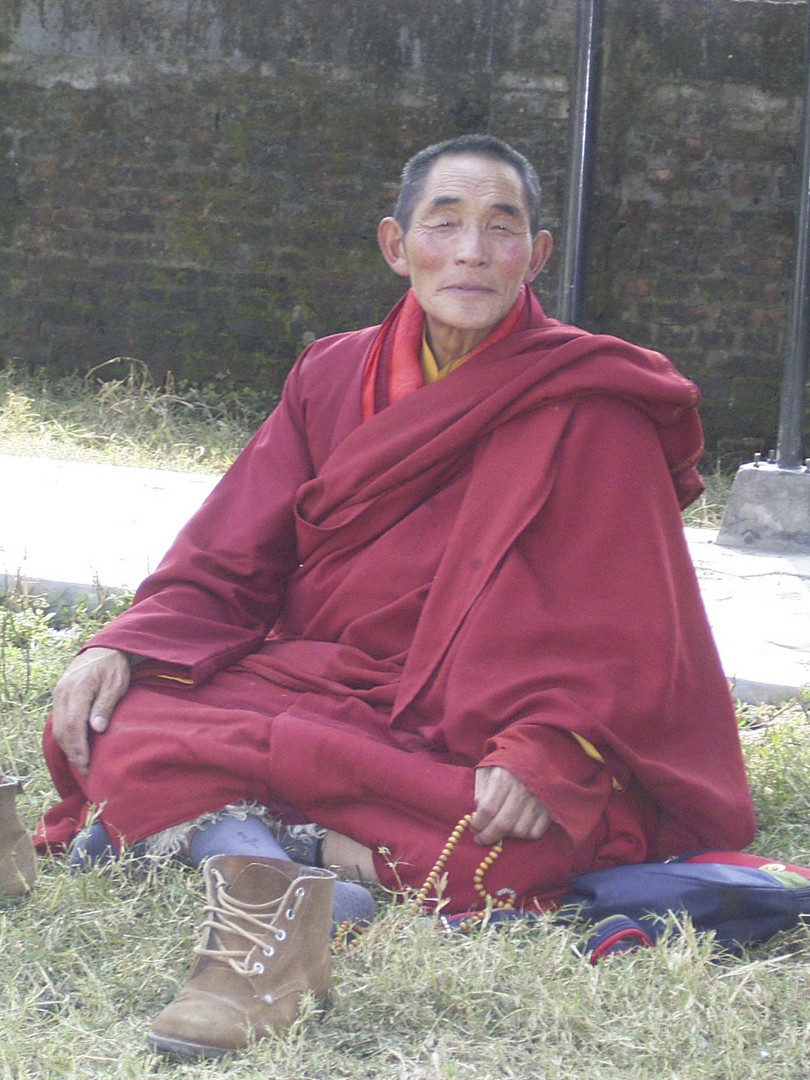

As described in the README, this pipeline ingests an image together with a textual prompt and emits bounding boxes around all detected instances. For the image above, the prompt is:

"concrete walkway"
[2,452,809,705]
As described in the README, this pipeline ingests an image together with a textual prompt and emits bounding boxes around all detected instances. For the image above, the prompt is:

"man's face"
[378,153,552,362]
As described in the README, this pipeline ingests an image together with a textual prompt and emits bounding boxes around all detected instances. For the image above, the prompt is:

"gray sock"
[186,811,288,864]
[187,812,376,929]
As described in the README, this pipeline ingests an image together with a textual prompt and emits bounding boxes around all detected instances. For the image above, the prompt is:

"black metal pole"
[557,0,604,327]
[776,0,810,470]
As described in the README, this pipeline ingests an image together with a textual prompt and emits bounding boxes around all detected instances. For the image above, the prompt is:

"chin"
[435,303,505,331]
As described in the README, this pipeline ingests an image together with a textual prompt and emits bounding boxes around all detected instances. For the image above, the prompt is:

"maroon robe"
[38,288,755,913]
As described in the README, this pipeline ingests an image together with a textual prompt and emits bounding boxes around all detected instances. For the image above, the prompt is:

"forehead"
[415,153,529,215]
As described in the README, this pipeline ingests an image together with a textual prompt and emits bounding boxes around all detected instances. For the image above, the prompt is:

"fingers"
[473,797,548,846]
[51,686,93,775]
[51,648,131,776]
[471,765,551,847]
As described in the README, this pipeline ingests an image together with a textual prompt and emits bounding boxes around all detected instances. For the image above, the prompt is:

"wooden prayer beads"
[416,813,514,910]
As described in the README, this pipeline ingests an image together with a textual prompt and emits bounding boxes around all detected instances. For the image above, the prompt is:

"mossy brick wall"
[0,0,806,456]
[593,0,806,459]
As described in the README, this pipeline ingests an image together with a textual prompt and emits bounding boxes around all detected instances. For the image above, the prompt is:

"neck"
[425,322,488,370]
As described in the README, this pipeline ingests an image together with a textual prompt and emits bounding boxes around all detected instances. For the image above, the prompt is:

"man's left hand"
[471,765,550,846]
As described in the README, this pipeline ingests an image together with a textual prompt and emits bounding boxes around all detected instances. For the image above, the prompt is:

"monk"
[38,134,754,1058]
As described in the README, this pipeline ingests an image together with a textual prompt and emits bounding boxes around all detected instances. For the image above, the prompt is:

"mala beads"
[332,814,516,949]
[416,813,514,910]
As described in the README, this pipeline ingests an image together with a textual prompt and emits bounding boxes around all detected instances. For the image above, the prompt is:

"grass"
[2,600,810,1078]
[0,360,274,475]
[680,466,733,530]
[3,364,798,1077]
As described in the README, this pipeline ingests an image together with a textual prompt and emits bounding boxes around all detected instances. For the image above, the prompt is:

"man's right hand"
[50,647,132,776]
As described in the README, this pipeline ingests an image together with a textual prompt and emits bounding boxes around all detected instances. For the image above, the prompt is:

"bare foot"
[321,831,379,883]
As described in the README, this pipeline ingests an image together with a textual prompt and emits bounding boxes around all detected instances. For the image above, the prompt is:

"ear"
[524,230,553,283]
[377,217,411,279]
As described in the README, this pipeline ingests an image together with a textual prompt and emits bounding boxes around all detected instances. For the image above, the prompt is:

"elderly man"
[39,134,754,1058]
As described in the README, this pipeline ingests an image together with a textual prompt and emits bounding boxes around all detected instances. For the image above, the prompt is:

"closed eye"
[489,219,521,233]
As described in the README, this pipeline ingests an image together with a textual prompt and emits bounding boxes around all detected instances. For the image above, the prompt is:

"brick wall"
[594,0,806,457]
[0,0,806,456]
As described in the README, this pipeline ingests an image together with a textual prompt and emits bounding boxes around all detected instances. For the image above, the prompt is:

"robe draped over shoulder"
[38,288,755,913]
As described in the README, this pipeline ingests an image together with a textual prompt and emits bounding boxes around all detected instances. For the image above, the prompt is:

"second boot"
[0,775,36,902]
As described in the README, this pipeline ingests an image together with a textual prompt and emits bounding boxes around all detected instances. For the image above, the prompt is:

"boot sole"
[0,890,34,909]
[145,1031,234,1061]
[145,991,331,1060]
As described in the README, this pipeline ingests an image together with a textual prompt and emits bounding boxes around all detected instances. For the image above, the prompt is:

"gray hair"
[393,134,543,236]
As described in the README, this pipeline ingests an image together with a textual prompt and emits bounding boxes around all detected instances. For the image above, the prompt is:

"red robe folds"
[39,287,755,912]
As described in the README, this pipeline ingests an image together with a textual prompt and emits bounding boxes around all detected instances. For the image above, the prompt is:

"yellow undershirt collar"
[420,333,471,384]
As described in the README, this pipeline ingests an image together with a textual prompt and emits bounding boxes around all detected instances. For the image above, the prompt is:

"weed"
[681,464,734,529]
[0,359,273,473]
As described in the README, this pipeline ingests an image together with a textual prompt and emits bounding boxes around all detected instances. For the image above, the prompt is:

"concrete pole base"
[717,463,810,552]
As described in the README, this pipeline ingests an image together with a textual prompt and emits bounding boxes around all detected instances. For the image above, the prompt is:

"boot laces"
[195,869,308,976]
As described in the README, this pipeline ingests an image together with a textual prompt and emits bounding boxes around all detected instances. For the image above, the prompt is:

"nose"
[454,224,489,265]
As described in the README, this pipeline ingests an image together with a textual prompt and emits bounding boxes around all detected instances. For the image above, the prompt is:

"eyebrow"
[428,196,525,219]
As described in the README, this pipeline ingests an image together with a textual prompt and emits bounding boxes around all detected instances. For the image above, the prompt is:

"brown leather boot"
[0,775,36,902]
[147,856,336,1059]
